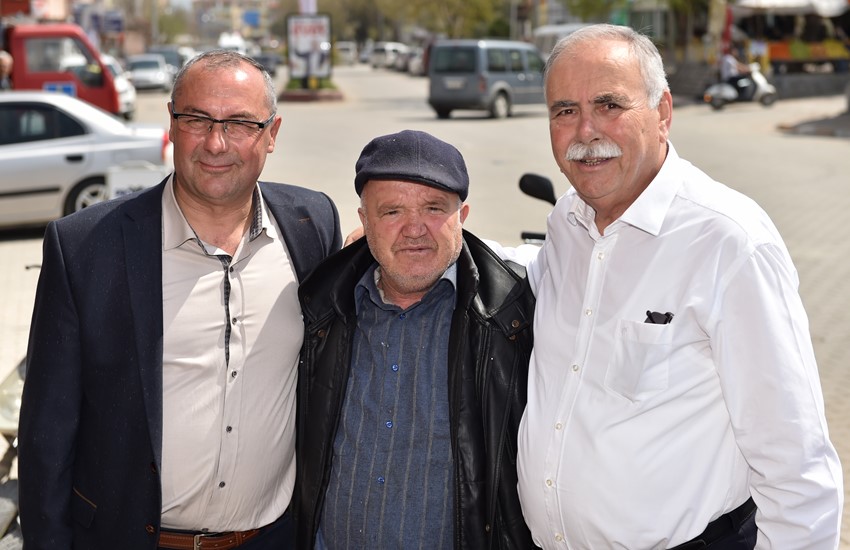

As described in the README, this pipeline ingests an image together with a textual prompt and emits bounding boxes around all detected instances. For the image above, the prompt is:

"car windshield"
[104,60,121,76]
[131,60,161,70]
[432,47,477,73]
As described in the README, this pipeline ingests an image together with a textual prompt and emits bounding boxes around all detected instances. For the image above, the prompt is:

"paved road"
[1,64,848,542]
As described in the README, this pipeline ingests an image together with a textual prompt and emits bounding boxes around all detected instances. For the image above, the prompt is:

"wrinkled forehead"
[548,41,644,99]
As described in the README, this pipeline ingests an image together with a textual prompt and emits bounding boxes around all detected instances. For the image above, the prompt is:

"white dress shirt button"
[571,364,579,372]
[555,422,563,430]
[584,308,592,316]
[555,533,564,542]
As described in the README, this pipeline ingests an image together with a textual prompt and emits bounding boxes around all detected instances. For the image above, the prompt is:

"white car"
[102,54,137,120]
[127,53,174,91]
[0,91,173,230]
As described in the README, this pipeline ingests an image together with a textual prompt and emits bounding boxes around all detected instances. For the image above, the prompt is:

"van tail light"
[479,75,486,93]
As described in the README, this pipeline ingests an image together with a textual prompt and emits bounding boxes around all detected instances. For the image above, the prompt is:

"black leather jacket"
[295,230,536,550]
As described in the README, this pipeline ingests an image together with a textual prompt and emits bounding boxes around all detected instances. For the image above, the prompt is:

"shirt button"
[597,252,605,260]
[385,421,393,428]
[555,422,563,430]
[399,313,406,320]
[226,426,233,433]
[546,479,553,487]
[571,364,579,372]
[584,308,592,316]
[377,476,385,484]
[231,370,238,378]
[555,534,564,542]
[219,481,226,488]
[231,317,238,325]
[391,364,399,372]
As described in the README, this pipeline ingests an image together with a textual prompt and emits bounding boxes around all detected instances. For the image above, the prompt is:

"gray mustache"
[565,141,623,161]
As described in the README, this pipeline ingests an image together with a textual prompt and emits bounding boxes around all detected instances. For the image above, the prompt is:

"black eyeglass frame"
[170,107,277,136]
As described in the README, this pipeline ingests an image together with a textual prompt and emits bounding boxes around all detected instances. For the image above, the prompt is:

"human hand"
[344,225,364,247]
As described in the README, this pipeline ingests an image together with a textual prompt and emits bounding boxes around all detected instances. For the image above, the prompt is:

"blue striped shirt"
[318,264,456,550]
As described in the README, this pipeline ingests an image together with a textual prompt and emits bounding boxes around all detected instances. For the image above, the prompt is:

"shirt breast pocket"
[604,319,672,402]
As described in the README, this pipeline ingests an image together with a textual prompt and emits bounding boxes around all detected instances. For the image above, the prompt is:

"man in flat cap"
[293,129,536,550]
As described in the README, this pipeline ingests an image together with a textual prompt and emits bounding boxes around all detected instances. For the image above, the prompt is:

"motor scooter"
[519,173,557,244]
[703,62,778,110]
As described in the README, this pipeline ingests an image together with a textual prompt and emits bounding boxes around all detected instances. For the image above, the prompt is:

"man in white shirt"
[516,24,843,549]
[719,45,753,100]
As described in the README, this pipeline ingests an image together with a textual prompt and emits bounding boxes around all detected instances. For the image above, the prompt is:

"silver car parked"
[126,53,175,92]
[0,91,172,229]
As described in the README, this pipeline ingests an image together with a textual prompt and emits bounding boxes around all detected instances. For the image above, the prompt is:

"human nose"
[400,211,426,237]
[202,121,229,152]
[576,110,600,143]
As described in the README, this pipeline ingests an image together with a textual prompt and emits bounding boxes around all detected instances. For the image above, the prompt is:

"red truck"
[2,22,121,115]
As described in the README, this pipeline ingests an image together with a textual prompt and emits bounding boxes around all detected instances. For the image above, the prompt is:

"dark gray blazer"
[18,180,341,549]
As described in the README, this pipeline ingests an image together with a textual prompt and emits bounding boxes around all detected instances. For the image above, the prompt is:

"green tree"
[158,8,190,44]
[563,0,629,22]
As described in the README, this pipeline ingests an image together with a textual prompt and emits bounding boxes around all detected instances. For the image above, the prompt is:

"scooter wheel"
[760,93,778,107]
[709,96,725,110]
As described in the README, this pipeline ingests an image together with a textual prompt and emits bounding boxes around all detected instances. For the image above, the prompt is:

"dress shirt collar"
[354,262,458,313]
[567,142,681,237]
[162,176,272,253]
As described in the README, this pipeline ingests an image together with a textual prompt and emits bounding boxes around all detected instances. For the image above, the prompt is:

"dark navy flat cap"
[354,130,469,201]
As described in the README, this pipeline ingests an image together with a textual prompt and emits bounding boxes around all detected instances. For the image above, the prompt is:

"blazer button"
[484,523,491,533]
[511,319,520,328]
[145,524,155,534]
[317,329,327,338]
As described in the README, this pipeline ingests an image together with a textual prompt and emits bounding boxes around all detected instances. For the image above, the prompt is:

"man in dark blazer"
[18,50,341,549]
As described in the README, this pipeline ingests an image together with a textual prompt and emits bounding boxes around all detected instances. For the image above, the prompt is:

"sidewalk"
[779,110,850,138]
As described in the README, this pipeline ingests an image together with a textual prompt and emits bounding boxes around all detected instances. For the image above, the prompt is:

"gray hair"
[543,24,668,108]
[171,49,276,114]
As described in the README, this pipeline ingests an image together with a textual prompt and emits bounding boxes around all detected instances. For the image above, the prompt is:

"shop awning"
[732,0,849,17]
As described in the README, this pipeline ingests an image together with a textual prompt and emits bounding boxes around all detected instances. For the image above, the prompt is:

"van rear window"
[432,47,477,73]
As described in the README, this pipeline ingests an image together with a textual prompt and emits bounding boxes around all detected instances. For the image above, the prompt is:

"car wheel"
[490,93,510,119]
[435,108,451,120]
[64,178,108,216]
[123,110,135,121]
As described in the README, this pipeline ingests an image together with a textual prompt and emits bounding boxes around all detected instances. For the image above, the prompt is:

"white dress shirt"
[159,179,302,531]
[517,144,843,549]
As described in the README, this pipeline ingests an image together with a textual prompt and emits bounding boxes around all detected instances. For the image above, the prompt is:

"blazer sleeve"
[18,221,82,548]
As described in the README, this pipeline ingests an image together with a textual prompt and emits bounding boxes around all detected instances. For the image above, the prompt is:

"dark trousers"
[158,509,294,550]
[670,499,757,549]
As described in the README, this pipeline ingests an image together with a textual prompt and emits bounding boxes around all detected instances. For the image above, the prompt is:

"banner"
[287,14,331,80]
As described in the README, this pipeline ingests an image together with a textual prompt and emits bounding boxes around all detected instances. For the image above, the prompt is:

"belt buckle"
[193,534,207,550]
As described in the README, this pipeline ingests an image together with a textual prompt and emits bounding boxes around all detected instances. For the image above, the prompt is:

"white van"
[370,41,409,69]
[532,23,590,59]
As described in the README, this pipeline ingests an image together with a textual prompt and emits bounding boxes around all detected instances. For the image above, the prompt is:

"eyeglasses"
[171,108,276,140]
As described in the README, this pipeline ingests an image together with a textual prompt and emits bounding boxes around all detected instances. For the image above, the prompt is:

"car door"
[0,101,95,225]
[512,48,545,105]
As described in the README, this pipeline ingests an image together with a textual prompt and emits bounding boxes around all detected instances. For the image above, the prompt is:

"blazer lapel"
[122,183,166,469]
[261,183,325,283]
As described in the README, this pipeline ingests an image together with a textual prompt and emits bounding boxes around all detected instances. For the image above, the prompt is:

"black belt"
[670,497,757,549]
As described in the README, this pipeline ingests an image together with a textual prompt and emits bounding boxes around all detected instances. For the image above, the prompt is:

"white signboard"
[287,14,331,80]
